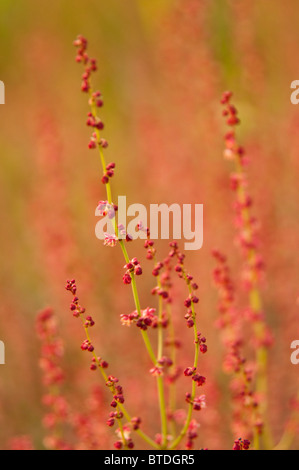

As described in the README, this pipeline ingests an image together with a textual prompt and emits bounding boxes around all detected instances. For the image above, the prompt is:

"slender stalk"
[170,275,200,449]
[170,337,199,450]
[156,282,168,447]
[88,85,169,448]
[166,302,177,438]
[75,40,169,450]
[90,95,158,366]
[117,415,128,450]
[157,295,164,360]
[149,252,169,447]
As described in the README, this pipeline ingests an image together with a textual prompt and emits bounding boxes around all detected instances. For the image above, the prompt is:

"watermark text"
[290,340,299,364]
[95,196,203,251]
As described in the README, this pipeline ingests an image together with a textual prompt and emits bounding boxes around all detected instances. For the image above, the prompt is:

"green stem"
[156,276,167,447]
[170,348,198,450]
[150,254,168,447]
[167,303,177,438]
[157,295,163,360]
[88,86,168,449]
[117,414,128,449]
[117,403,160,449]
[157,375,168,448]
[170,275,199,450]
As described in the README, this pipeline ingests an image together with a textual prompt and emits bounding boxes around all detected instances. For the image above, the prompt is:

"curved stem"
[170,344,199,450]
[117,414,128,449]
[150,254,168,447]
[170,274,200,449]
[88,86,168,449]
[167,303,177,438]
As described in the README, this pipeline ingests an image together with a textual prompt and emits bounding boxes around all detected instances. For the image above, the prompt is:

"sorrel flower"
[233,438,251,451]
[104,233,118,247]
[70,35,208,450]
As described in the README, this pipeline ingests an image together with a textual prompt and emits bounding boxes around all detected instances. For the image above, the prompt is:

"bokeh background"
[1,0,299,449]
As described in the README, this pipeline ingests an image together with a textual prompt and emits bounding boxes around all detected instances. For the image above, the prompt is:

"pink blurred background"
[1,0,299,449]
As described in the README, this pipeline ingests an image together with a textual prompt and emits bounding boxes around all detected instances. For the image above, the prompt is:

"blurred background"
[1,0,299,449]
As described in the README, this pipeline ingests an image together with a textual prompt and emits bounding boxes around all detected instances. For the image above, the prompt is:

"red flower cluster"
[185,420,200,450]
[74,35,111,184]
[123,258,142,284]
[220,91,265,291]
[233,438,250,450]
[73,35,97,92]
